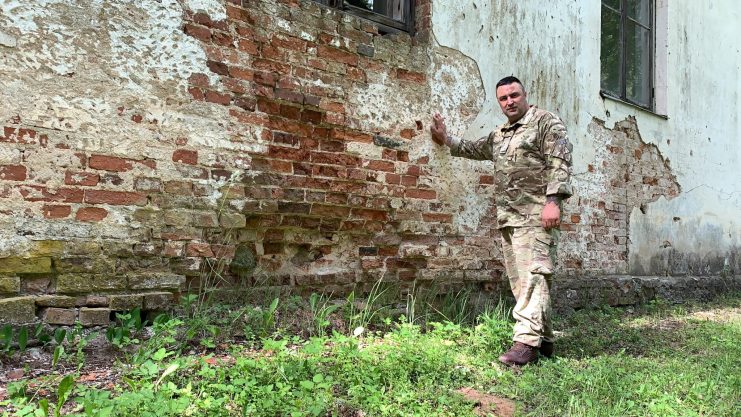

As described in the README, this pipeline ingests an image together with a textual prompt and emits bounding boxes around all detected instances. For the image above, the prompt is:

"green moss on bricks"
[55,256,116,273]
[0,297,36,324]
[0,276,20,294]
[109,295,143,310]
[0,257,52,274]
[35,295,77,308]
[56,274,127,294]
[128,273,185,290]
[29,240,65,257]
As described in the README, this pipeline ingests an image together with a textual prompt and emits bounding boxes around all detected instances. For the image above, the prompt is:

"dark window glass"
[314,0,414,33]
[600,0,654,110]
[601,5,621,94]
[625,21,651,106]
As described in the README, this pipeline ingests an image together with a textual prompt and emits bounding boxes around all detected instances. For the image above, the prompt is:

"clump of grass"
[2,294,738,417]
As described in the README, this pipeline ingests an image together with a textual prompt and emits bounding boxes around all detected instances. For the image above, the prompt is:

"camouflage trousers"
[500,226,557,347]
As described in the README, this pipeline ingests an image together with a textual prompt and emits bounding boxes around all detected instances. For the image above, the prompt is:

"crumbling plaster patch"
[560,117,681,275]
[0,0,250,256]
[346,35,489,234]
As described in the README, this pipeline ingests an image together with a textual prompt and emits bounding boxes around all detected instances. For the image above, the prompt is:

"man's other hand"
[541,201,561,230]
[430,113,448,146]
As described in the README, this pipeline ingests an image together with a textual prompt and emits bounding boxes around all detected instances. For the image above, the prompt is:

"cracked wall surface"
[1,0,739,324]
[433,0,740,300]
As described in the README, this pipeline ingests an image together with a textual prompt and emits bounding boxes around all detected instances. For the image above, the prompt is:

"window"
[314,0,414,34]
[601,0,654,110]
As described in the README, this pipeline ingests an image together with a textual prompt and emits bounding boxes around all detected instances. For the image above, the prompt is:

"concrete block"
[0,276,20,294]
[56,274,126,294]
[219,212,247,228]
[109,295,143,310]
[79,308,110,327]
[85,295,109,307]
[43,308,77,325]
[143,292,175,310]
[128,273,185,290]
[0,257,52,274]
[35,295,77,308]
[0,296,36,324]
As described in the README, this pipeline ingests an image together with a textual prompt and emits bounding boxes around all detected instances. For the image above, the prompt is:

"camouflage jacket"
[450,106,573,228]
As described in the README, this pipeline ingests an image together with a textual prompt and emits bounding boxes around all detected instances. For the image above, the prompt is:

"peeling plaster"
[0,0,245,254]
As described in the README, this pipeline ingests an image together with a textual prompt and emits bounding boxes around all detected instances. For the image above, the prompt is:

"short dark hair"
[496,76,524,90]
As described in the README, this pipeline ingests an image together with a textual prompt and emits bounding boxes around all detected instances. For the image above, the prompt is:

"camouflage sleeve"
[449,132,495,161]
[540,114,573,199]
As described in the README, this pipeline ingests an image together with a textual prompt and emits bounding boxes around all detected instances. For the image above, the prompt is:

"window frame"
[314,0,415,34]
[600,0,655,111]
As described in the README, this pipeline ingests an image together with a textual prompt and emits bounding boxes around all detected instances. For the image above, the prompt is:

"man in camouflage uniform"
[430,76,573,366]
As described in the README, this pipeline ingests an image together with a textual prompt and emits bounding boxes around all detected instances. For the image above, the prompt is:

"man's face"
[496,82,529,123]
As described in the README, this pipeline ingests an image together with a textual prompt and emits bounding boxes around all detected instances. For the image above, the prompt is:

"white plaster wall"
[432,0,741,274]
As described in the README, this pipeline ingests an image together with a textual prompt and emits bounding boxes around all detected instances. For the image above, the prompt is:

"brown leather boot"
[540,341,554,358]
[498,342,539,366]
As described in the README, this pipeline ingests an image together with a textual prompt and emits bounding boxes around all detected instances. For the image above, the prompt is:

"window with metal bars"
[313,0,414,34]
[601,0,654,110]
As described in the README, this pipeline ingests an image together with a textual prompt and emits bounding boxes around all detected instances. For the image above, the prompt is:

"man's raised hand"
[430,113,448,146]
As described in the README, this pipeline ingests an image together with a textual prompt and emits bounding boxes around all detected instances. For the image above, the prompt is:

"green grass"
[2,295,739,417]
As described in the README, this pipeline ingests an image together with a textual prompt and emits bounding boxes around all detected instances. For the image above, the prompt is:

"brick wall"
[2,0,732,326]
[0,0,502,325]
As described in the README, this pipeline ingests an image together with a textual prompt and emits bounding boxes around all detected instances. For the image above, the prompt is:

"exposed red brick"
[422,213,453,223]
[323,112,345,125]
[204,90,231,105]
[163,241,185,257]
[379,246,399,256]
[280,104,301,120]
[186,242,214,257]
[302,109,323,124]
[84,190,147,206]
[320,101,345,113]
[76,207,108,222]
[351,209,388,222]
[0,165,27,181]
[212,32,234,47]
[271,34,307,52]
[479,175,495,185]
[361,258,383,269]
[346,66,366,82]
[395,68,426,83]
[207,60,229,76]
[172,149,198,165]
[274,88,304,104]
[42,204,71,219]
[643,177,658,186]
[268,145,309,161]
[263,242,284,255]
[310,151,360,167]
[89,155,133,172]
[311,204,351,219]
[313,165,347,178]
[366,160,395,172]
[401,175,417,187]
[405,188,437,200]
[238,39,259,55]
[184,23,211,43]
[385,173,401,184]
[189,87,205,101]
[317,45,358,66]
[253,58,291,74]
[234,97,256,112]
[20,186,84,203]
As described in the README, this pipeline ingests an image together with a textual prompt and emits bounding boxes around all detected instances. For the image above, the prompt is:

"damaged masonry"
[0,0,739,325]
